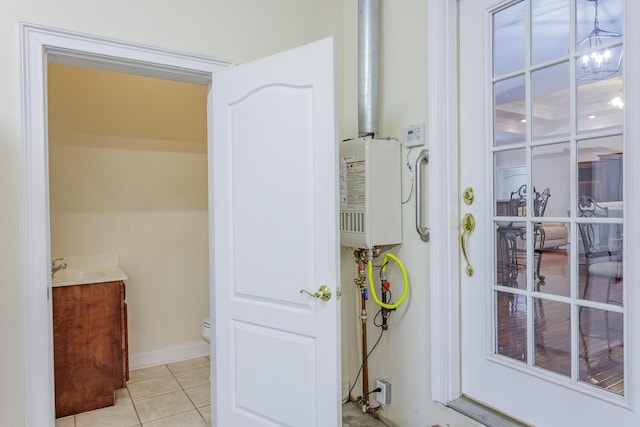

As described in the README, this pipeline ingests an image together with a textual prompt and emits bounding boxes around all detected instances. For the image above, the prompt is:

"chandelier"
[577,0,622,80]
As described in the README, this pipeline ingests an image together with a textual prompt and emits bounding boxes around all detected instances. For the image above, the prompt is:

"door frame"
[428,0,640,412]
[426,0,461,404]
[19,22,232,426]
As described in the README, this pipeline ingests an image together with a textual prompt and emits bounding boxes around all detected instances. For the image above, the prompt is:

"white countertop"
[52,254,128,287]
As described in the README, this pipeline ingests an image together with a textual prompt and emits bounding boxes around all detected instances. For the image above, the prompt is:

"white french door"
[459,0,640,424]
[211,38,341,426]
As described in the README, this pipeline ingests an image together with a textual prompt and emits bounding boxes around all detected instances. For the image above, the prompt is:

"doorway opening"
[21,23,232,425]
[47,62,211,417]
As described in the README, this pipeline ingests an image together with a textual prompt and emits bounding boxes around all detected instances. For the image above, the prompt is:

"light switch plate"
[405,122,425,147]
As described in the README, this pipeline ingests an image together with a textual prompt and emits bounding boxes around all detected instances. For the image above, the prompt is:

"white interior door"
[459,0,640,424]
[211,38,341,426]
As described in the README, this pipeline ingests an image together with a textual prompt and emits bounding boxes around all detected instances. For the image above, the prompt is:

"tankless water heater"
[339,137,402,248]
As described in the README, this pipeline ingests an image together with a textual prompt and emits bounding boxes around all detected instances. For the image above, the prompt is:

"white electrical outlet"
[404,122,425,148]
[375,379,392,405]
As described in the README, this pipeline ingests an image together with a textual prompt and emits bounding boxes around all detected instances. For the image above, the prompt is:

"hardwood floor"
[495,246,624,396]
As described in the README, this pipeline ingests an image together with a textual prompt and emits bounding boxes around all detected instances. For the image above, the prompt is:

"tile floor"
[55,356,387,427]
[55,356,211,427]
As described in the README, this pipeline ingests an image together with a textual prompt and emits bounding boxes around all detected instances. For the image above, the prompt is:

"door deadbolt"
[463,187,474,205]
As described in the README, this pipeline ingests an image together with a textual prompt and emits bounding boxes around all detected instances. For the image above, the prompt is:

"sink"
[50,255,128,287]
[53,269,107,283]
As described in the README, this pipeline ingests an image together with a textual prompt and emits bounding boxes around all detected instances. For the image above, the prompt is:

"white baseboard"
[129,341,210,370]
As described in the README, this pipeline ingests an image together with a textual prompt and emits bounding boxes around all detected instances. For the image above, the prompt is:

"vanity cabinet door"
[53,280,128,418]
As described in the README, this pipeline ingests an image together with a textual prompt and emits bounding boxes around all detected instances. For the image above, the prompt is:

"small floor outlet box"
[376,379,391,405]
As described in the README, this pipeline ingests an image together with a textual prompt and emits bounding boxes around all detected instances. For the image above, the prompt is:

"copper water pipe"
[354,248,378,411]
[360,276,369,409]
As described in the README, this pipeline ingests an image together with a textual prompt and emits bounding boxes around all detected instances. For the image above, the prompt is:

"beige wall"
[48,64,211,357]
[0,1,482,426]
[49,141,210,353]
[1,1,342,425]
[340,1,480,426]
[342,0,433,422]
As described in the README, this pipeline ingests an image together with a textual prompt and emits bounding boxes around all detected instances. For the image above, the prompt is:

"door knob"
[460,213,476,276]
[300,285,332,301]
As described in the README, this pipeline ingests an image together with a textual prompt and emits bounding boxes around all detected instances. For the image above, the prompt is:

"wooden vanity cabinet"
[53,280,128,418]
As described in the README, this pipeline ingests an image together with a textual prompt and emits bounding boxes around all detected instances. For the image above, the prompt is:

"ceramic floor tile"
[128,365,172,383]
[167,357,210,374]
[74,401,140,427]
[127,375,182,401]
[55,415,75,427]
[141,409,207,427]
[184,383,211,408]
[115,387,132,405]
[197,405,211,424]
[57,357,390,427]
[134,390,195,423]
[173,367,209,389]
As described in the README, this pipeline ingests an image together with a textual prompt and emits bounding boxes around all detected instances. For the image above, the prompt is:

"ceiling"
[493,0,624,147]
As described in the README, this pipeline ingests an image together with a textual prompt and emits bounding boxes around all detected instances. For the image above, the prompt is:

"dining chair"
[577,195,623,361]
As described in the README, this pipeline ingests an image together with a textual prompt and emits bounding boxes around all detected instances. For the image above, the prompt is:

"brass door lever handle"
[300,285,332,301]
[460,213,475,276]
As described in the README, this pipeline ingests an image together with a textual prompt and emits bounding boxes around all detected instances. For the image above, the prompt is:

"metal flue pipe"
[358,0,380,137]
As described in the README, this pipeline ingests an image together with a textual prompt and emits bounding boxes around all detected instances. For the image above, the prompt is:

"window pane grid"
[490,0,625,395]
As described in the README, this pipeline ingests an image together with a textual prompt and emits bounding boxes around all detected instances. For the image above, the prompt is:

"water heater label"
[340,156,366,206]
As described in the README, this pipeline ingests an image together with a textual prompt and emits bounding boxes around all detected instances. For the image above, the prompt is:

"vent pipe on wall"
[358,0,380,137]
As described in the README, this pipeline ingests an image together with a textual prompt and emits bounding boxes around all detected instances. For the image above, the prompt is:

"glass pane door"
[492,0,624,395]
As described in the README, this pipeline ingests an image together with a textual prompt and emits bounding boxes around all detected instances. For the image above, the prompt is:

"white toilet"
[201,317,211,343]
